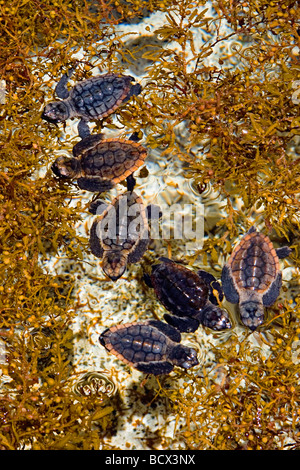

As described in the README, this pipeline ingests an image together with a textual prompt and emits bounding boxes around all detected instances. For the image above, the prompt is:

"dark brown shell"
[99,320,199,375]
[150,259,209,318]
[70,74,140,120]
[100,322,172,367]
[77,138,147,185]
[147,258,231,333]
[228,230,280,293]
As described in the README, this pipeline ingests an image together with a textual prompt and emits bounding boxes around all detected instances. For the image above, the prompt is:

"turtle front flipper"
[127,237,149,264]
[77,177,116,192]
[221,265,240,304]
[135,361,174,375]
[73,133,105,157]
[143,273,153,288]
[55,68,74,99]
[89,220,104,259]
[126,174,136,192]
[164,313,200,333]
[88,199,109,215]
[146,204,162,220]
[122,82,142,103]
[146,320,181,343]
[276,246,292,259]
[262,272,282,307]
[78,118,92,140]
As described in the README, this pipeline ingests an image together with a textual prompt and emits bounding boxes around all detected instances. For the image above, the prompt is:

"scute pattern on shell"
[147,258,231,333]
[99,320,199,375]
[228,230,279,293]
[98,191,148,252]
[150,260,209,318]
[70,74,139,120]
[100,322,169,366]
[80,139,147,184]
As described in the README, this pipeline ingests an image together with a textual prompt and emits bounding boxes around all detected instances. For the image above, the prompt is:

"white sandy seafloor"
[41,4,299,450]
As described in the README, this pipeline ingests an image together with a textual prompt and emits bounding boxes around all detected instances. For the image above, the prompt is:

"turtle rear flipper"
[77,177,115,192]
[77,118,93,140]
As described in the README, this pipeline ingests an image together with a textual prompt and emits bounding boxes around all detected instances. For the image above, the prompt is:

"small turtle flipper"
[146,320,181,343]
[89,199,109,215]
[128,131,142,142]
[276,246,292,259]
[55,68,74,99]
[164,313,200,333]
[247,226,257,234]
[143,273,153,288]
[136,361,174,375]
[89,220,104,258]
[262,272,282,307]
[77,177,115,192]
[126,174,136,192]
[127,238,149,264]
[78,118,92,139]
[221,265,240,304]
[122,82,142,103]
[73,133,105,157]
[146,204,162,220]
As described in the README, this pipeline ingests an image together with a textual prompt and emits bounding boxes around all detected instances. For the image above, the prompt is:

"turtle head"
[102,251,127,281]
[51,156,80,179]
[169,344,199,370]
[201,304,232,331]
[42,101,70,123]
[239,300,264,331]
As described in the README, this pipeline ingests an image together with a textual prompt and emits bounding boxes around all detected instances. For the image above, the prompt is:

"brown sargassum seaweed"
[0,0,299,451]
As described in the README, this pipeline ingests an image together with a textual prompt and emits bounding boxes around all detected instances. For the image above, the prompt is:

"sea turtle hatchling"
[144,257,232,333]
[221,226,292,330]
[41,68,142,138]
[99,320,199,375]
[51,132,147,192]
[89,191,161,281]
